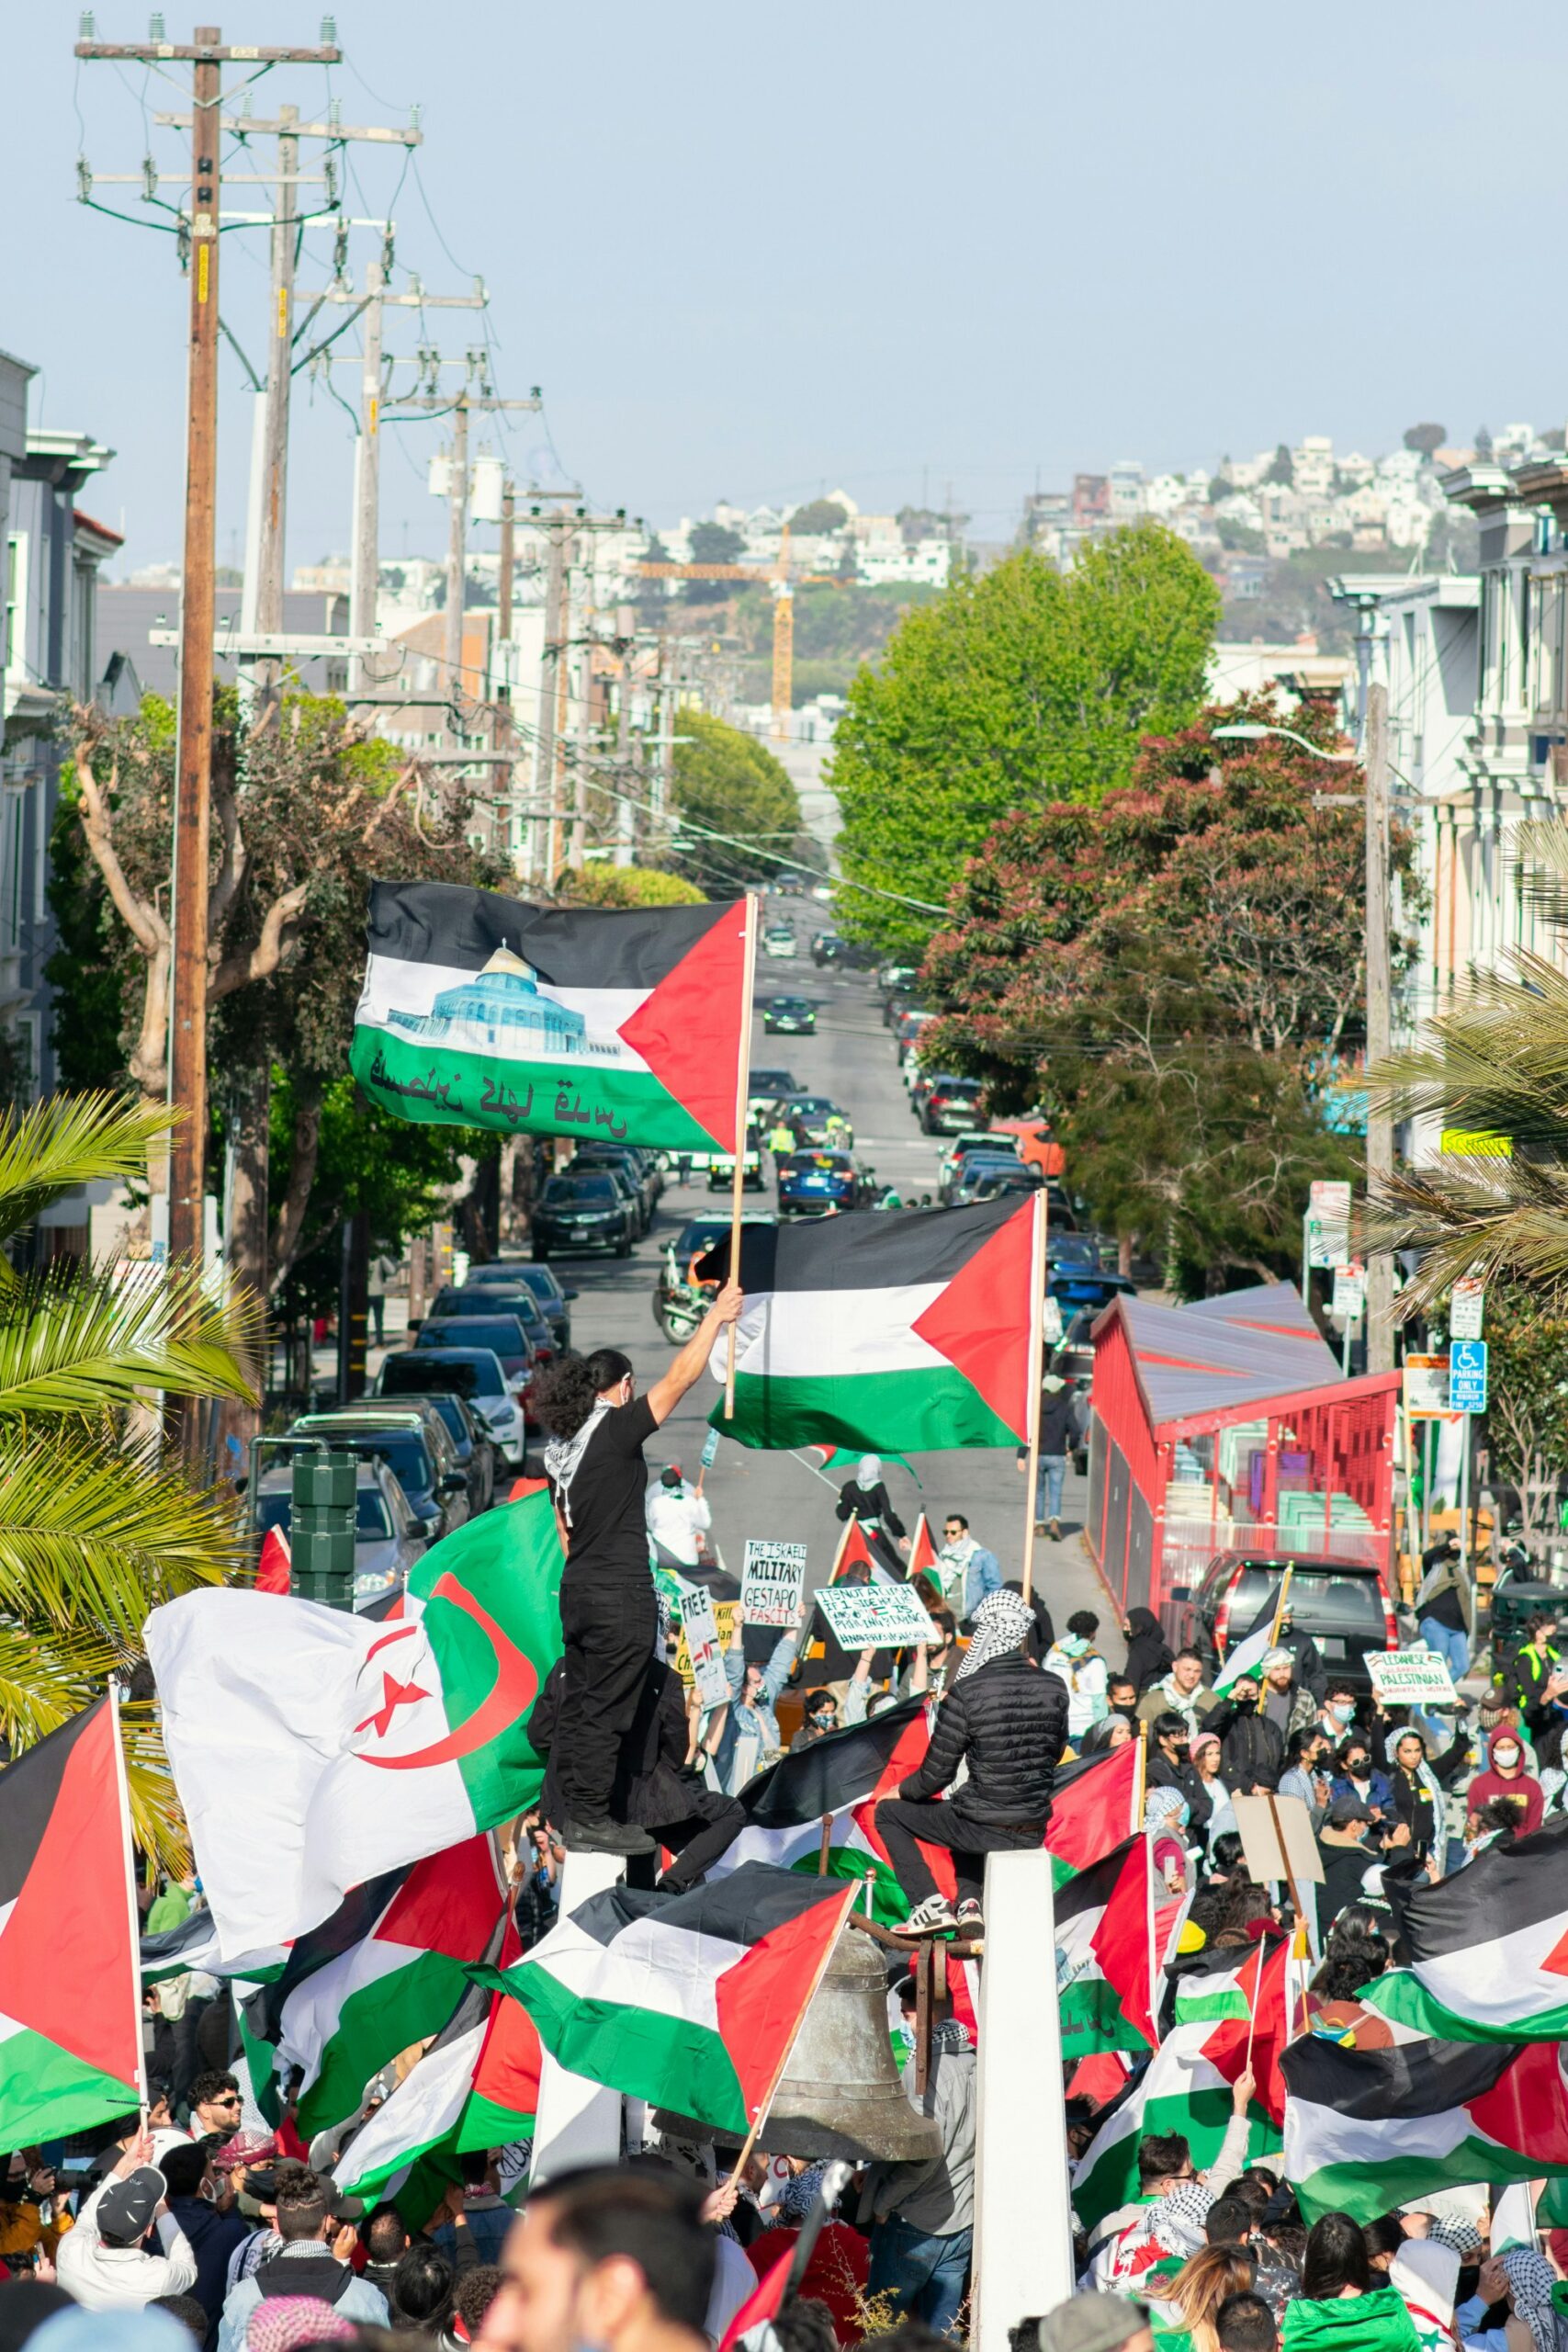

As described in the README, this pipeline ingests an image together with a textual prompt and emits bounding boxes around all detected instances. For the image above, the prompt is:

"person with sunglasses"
[533,1286,742,1856]
[186,2072,244,2145]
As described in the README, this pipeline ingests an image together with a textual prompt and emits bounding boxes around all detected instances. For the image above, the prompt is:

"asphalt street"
[552,895,1109,1636]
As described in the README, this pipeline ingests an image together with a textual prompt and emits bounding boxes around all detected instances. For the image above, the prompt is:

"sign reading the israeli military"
[352,880,751,1152]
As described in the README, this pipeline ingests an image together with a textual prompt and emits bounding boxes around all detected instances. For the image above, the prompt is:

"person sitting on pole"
[533,1286,742,1857]
[874,1588,1067,1935]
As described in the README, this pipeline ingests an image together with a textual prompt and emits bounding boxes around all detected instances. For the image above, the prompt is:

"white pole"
[530,1848,625,2184]
[107,1682,147,2117]
[973,1849,1075,2352]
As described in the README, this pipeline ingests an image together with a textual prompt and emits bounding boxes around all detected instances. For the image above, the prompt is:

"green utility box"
[290,1449,357,1611]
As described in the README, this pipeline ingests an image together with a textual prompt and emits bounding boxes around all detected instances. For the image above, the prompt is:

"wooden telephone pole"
[74,23,342,1277]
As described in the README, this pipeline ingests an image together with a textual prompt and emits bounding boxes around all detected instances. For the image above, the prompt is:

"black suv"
[1180,1554,1402,1697]
[533,1170,635,1258]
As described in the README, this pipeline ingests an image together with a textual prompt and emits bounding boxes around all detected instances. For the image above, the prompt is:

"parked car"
[1180,1554,1402,1696]
[532,1170,636,1258]
[290,1407,470,1544]
[570,1144,660,1230]
[761,993,818,1036]
[416,1314,536,1424]
[375,1344,525,1473]
[778,1148,871,1217]
[456,1261,581,1343]
[939,1129,1007,1193]
[359,1385,496,1514]
[252,1455,427,1609]
[922,1077,985,1136]
[510,1261,575,1350]
[429,1283,554,1359]
[761,922,799,959]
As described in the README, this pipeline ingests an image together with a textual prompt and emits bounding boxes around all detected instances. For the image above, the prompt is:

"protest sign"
[815,1580,938,1652]
[741,1539,808,1627]
[680,1586,729,1709]
[1233,1792,1323,1894]
[1363,1647,1457,1708]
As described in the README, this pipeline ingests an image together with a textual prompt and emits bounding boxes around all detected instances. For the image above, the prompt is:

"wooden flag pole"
[1268,1564,1295,1650]
[1021,1186,1050,1604]
[724,891,760,1420]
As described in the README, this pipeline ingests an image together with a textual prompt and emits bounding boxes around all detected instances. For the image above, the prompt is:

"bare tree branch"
[209,883,309,1001]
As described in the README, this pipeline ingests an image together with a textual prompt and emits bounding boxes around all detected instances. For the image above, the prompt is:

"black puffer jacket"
[899,1651,1067,1832]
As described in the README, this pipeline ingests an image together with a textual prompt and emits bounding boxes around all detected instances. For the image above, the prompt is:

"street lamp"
[1212,695,1396,1375]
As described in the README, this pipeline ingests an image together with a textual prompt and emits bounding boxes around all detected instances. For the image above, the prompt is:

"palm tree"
[0,1091,262,1864]
[1366,818,1568,1314]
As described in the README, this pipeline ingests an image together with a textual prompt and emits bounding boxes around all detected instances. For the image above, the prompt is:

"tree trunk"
[1118,1232,1134,1279]
[271,1077,324,1293]
[217,1061,272,1476]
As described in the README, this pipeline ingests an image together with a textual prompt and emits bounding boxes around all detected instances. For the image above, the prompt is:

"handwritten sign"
[1363,1648,1457,1707]
[680,1587,729,1710]
[741,1540,808,1627]
[815,1581,939,1652]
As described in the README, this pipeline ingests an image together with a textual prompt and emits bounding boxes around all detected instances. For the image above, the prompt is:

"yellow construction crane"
[636,523,840,740]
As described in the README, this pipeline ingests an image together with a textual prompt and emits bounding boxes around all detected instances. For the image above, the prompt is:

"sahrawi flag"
[249,1836,506,2138]
[0,1700,142,2144]
[351,880,749,1153]
[1281,2025,1568,2221]
[1357,1813,1568,2041]
[476,1864,859,2137]
[698,1196,1039,1452]
[1055,1838,1156,2056]
[145,1487,562,1956]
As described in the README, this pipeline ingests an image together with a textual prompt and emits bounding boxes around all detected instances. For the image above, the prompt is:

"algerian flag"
[1055,1839,1156,2057]
[697,1199,1038,1453]
[352,883,750,1154]
[145,1489,562,1956]
[1282,2028,1568,2220]
[1358,1815,1568,2042]
[1073,2019,1282,2239]
[476,1864,858,2138]
[258,1838,506,2138]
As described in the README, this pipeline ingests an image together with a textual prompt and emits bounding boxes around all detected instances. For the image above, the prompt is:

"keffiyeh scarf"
[955,1589,1034,1681]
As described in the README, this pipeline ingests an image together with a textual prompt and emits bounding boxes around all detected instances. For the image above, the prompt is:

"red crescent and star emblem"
[350,1571,539,1770]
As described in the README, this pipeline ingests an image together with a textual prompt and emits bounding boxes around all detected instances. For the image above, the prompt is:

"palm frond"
[0,1092,173,1249]
[1514,819,1568,936]
[1366,1154,1568,1317]
[0,1259,262,1421]
[0,1425,245,1640]
[119,1702,192,1876]
[0,1632,190,1872]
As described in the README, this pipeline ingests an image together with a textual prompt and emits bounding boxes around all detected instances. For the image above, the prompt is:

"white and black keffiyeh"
[543,1404,608,1524]
[955,1588,1034,1681]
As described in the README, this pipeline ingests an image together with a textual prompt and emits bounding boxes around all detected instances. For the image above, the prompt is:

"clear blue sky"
[7,0,1562,571]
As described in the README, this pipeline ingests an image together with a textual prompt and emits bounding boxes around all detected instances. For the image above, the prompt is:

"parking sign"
[1449,1338,1488,1415]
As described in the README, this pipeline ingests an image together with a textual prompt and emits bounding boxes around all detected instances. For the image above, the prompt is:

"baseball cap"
[1328,1794,1371,1827]
[96,2165,165,2245]
[1038,2293,1150,2352]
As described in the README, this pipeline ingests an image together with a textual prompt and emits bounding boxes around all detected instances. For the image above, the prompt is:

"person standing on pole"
[534,1285,742,1856]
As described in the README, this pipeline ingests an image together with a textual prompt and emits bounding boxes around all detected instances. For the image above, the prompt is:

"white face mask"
[1495,1746,1522,1770]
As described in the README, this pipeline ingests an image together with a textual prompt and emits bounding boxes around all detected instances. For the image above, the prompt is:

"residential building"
[1109,460,1145,522]
[3,375,117,1101]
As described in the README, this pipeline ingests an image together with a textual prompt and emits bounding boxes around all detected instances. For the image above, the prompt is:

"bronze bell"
[756,1923,942,2163]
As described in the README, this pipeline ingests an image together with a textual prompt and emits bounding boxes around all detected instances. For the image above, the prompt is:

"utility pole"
[1364,680,1394,1374]
[76,21,343,1288]
[444,391,470,709]
[537,517,570,886]
[613,640,637,866]
[350,259,385,696]
[253,101,298,718]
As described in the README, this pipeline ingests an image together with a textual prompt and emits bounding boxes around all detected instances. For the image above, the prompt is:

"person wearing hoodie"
[1280,2213,1419,2352]
[1389,2235,1461,2352]
[1465,1728,1546,1838]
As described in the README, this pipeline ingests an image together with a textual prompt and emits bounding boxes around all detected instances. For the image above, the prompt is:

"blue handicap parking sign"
[1449,1337,1488,1414]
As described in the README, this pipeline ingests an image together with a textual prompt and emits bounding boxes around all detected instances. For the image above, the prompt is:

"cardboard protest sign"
[1363,1647,1458,1708]
[680,1586,729,1709]
[741,1539,808,1626]
[1232,1792,1323,1893]
[815,1580,938,1652]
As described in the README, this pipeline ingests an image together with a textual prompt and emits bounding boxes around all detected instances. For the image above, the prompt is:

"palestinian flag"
[705,1698,941,1925]
[906,1515,940,1586]
[1280,2028,1568,2221]
[351,880,748,1152]
[1357,1815,1568,2042]
[457,1933,542,2155]
[147,1488,563,1956]
[827,1517,897,1586]
[476,1864,858,2137]
[0,1701,142,2144]
[1056,1838,1155,2055]
[255,1524,291,1595]
[1073,2018,1282,2239]
[252,1838,506,2137]
[807,1446,919,1484]
[698,1197,1039,1453]
[1047,1744,1141,1889]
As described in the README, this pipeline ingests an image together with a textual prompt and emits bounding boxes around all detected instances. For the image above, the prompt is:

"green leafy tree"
[788,500,850,536]
[0,1093,258,1866]
[829,526,1221,956]
[1474,1283,1568,1542]
[685,522,745,604]
[670,712,802,894]
[556,865,706,908]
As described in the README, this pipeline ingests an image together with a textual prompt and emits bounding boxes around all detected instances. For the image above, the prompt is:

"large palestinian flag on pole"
[250,1838,506,2137]
[351,881,749,1152]
[477,1865,858,2137]
[147,1488,563,1956]
[1281,2027,1568,2220]
[0,1701,142,2144]
[1055,1838,1156,2055]
[1358,1815,1568,2042]
[697,1197,1039,1452]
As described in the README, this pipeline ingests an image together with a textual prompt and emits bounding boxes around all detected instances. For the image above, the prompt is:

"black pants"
[622,1798,748,1894]
[558,1576,657,1822]
[874,1797,1041,1909]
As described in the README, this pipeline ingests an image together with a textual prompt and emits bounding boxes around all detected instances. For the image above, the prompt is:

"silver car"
[251,1455,427,1610]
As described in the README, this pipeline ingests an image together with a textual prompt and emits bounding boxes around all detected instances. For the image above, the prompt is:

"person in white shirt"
[58,2131,197,2312]
[1043,1610,1111,1741]
[646,1464,712,1569]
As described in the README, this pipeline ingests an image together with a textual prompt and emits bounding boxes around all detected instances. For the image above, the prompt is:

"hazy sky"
[8,0,1564,572]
